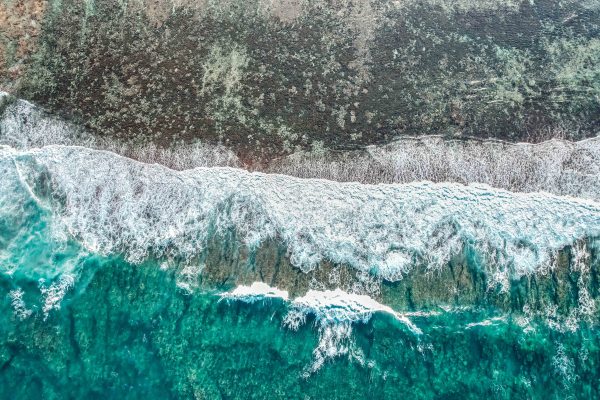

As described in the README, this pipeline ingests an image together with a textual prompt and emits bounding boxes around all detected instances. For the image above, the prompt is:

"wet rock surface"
[2,0,600,160]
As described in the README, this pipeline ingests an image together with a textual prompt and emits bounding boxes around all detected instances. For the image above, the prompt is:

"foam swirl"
[1,145,598,285]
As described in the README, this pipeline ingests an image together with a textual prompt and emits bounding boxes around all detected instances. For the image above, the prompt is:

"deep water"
[0,207,598,400]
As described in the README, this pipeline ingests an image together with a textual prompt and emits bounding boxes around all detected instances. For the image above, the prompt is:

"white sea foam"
[39,274,75,318]
[287,289,421,334]
[222,285,422,374]
[284,289,421,374]
[553,343,577,387]
[0,94,240,170]
[366,135,600,200]
[269,135,600,200]
[3,92,600,199]
[465,316,507,329]
[8,289,33,320]
[220,282,289,302]
[1,144,599,286]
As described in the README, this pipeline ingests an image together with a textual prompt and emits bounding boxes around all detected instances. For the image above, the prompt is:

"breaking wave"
[2,92,600,199]
[220,282,290,302]
[1,116,598,388]
[221,284,421,374]
[271,135,600,200]
[0,93,240,170]
[1,144,599,288]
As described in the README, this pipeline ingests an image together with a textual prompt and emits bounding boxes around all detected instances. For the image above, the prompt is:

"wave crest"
[1,144,598,286]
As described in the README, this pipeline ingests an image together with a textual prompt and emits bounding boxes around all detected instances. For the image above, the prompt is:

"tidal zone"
[0,141,598,399]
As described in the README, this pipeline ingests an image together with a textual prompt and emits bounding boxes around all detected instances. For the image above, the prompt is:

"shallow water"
[1,145,599,399]
[1,254,599,399]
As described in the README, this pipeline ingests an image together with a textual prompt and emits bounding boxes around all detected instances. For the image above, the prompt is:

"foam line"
[1,145,599,285]
[220,282,289,302]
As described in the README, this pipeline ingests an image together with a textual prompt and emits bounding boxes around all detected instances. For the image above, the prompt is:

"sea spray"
[0,144,599,398]
[2,145,599,290]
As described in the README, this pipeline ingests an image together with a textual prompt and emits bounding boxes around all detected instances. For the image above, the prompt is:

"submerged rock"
[1,2,599,395]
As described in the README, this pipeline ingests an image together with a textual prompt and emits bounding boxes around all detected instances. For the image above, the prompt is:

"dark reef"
[2,0,600,161]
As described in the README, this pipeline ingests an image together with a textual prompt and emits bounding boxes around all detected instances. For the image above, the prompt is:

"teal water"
[1,145,600,399]
[1,251,599,399]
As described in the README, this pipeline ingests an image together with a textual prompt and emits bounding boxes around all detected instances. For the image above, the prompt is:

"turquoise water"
[1,145,599,399]
[1,252,599,399]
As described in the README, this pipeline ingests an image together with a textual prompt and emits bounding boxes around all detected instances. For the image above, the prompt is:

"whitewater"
[2,93,600,200]
[1,144,599,288]
[1,120,599,396]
